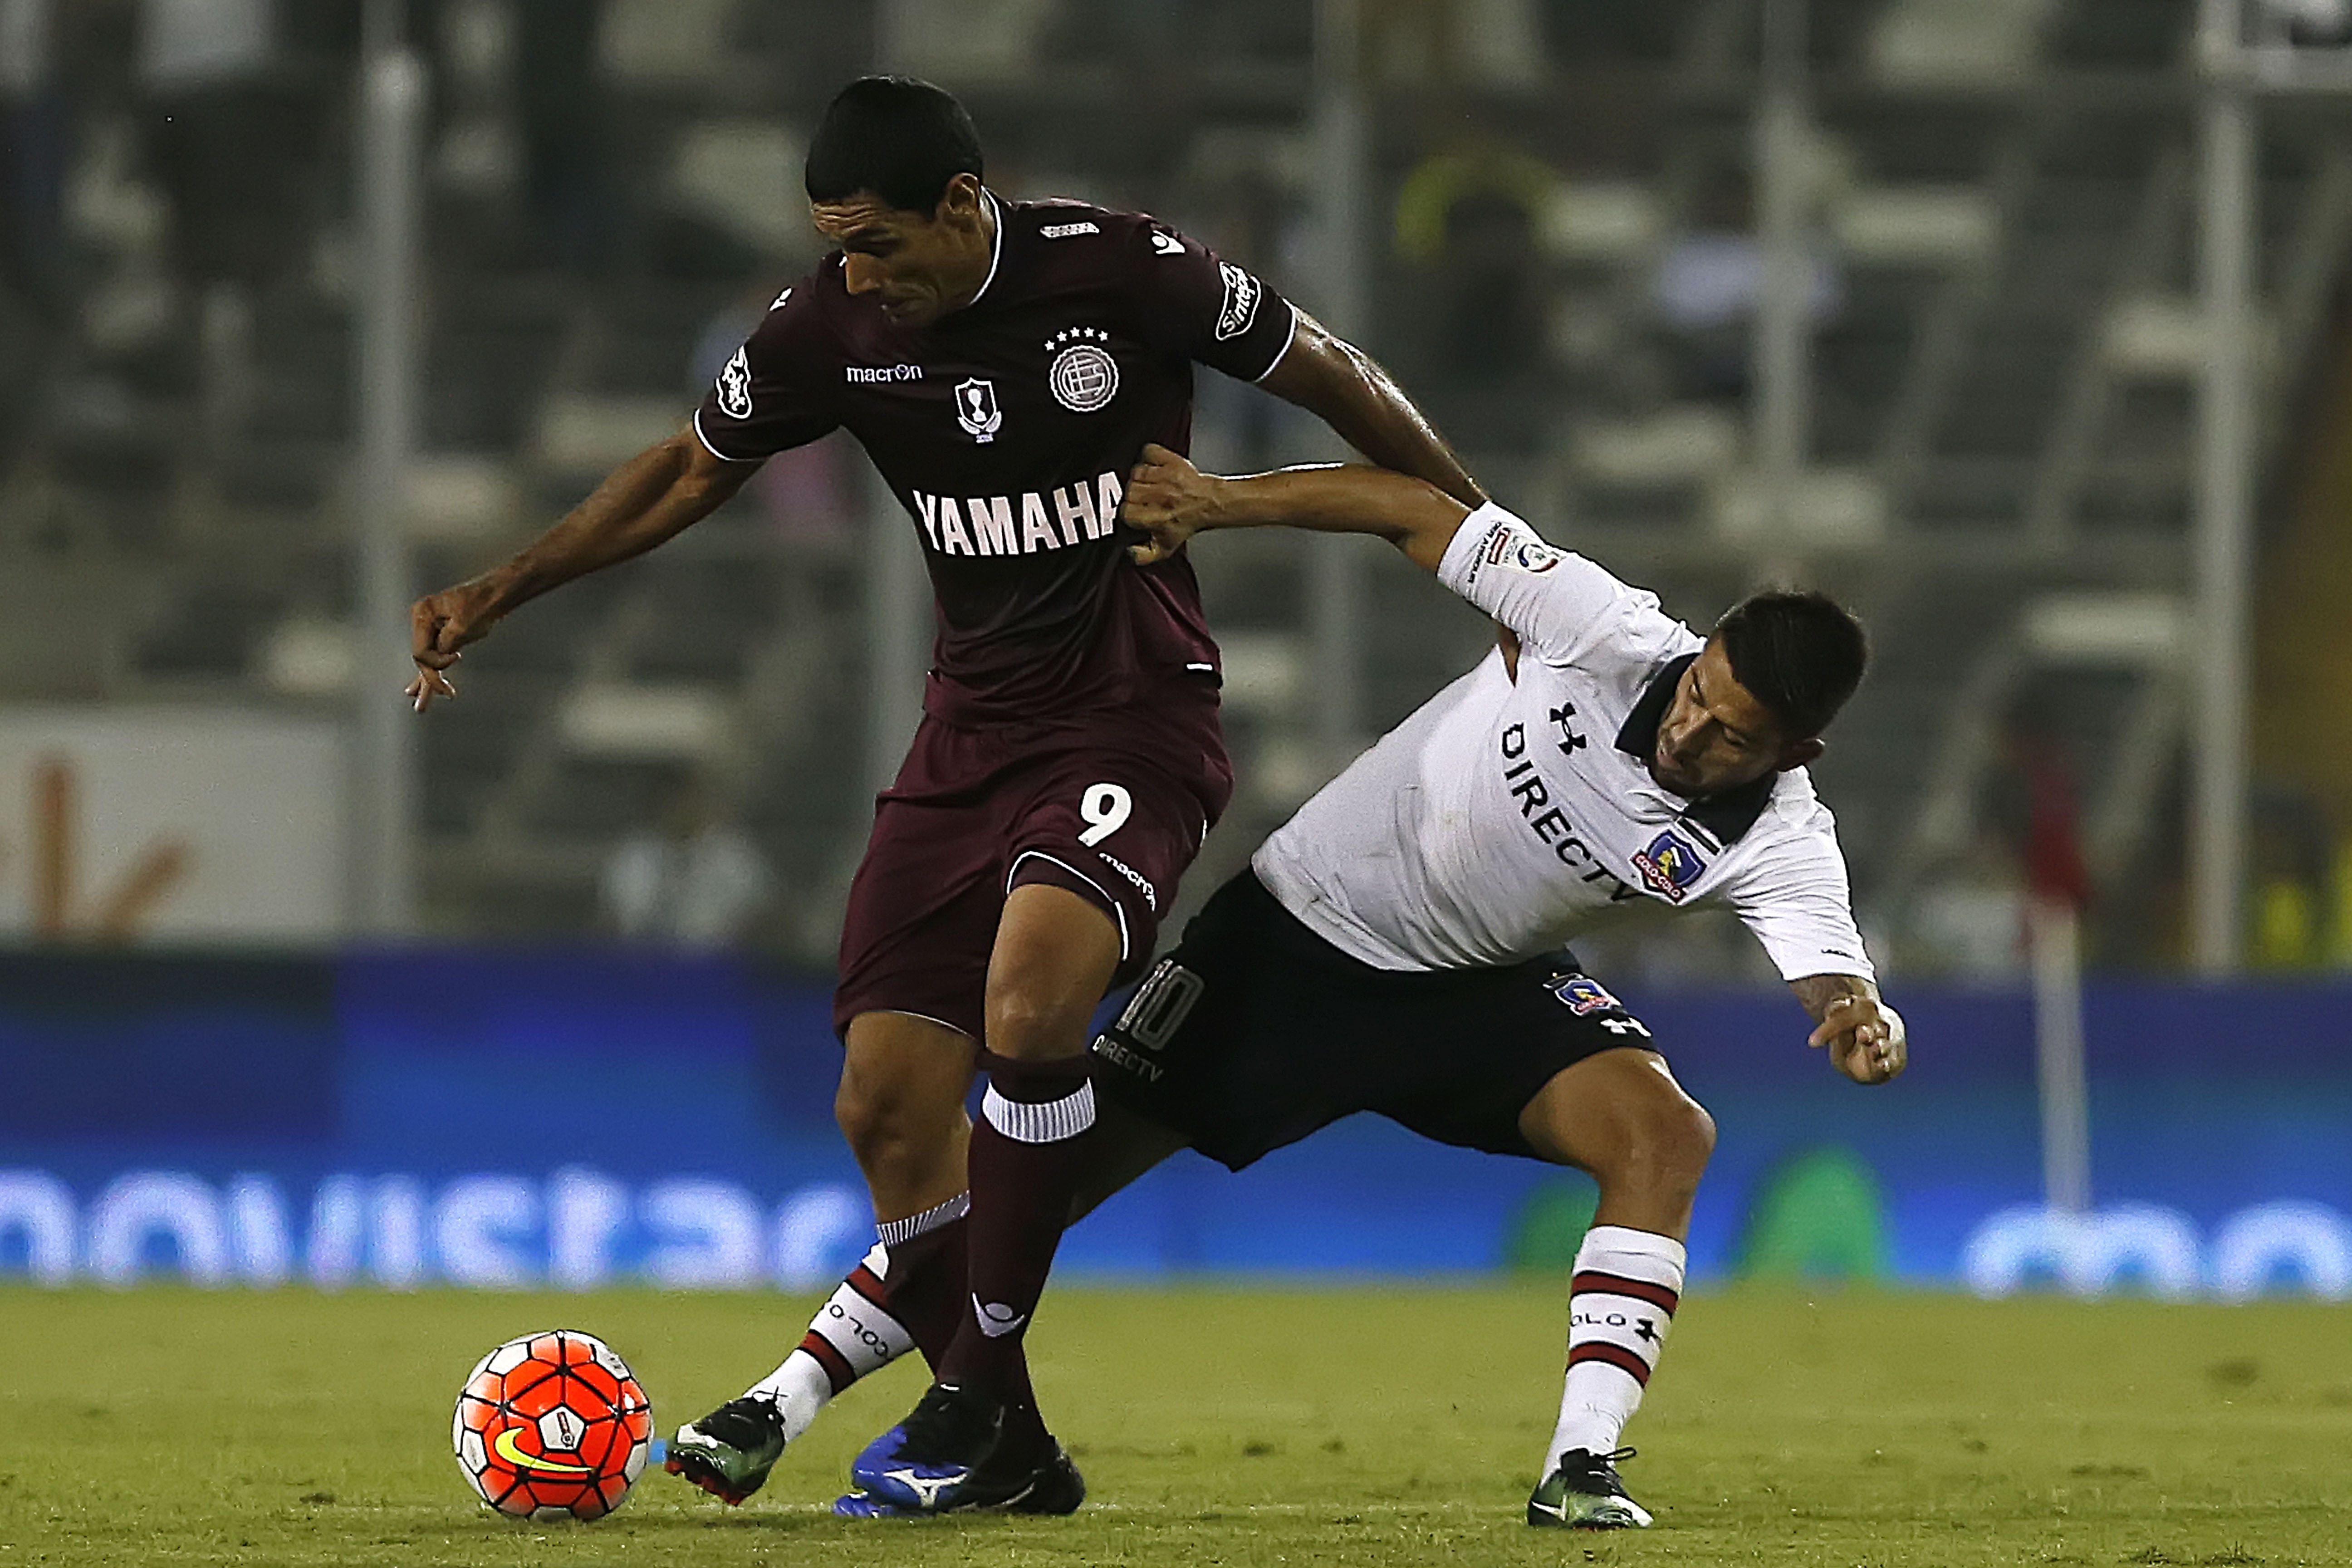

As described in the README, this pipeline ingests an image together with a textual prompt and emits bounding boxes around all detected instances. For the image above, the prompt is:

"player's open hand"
[1122,442,1225,566]
[406,580,502,713]
[1808,994,1906,1086]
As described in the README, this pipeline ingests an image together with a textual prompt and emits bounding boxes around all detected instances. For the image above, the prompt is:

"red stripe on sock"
[1571,1270,1681,1314]
[799,1331,857,1394]
[844,1265,889,1313]
[1568,1340,1654,1387]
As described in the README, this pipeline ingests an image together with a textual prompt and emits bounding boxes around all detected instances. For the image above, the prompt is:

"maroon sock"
[937,1050,1095,1411]
[877,1198,1051,1456]
[876,1196,970,1373]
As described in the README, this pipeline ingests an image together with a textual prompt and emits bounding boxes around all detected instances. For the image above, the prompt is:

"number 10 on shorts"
[1078,783,1132,846]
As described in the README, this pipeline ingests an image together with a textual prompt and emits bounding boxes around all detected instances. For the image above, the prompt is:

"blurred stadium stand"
[5,0,2352,979]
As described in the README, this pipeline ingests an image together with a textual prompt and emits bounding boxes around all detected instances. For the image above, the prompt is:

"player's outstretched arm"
[1792,974,1907,1086]
[1123,446,1469,573]
[1259,309,1488,509]
[407,430,754,711]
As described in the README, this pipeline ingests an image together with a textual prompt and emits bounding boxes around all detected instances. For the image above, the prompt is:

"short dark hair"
[804,76,983,215]
[1712,589,1869,740]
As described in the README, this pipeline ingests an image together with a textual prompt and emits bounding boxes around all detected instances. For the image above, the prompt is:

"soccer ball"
[451,1329,652,1521]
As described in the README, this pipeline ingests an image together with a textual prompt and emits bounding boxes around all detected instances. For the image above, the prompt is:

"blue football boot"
[848,1381,1004,1514]
[834,1436,1085,1518]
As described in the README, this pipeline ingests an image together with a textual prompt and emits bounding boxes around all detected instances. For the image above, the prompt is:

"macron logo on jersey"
[911,470,1125,558]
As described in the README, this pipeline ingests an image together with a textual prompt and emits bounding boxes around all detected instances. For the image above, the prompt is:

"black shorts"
[1090,869,1659,1171]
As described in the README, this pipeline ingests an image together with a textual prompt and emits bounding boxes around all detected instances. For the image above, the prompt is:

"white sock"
[746,1242,915,1444]
[1545,1225,1686,1472]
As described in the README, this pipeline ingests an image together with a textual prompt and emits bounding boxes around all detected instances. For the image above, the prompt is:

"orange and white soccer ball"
[452,1329,653,1521]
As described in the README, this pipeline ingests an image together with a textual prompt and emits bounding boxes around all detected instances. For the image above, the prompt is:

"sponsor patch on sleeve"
[1461,519,1512,586]
[1214,261,1263,340]
[1505,539,1562,574]
[716,346,753,419]
[1469,518,1560,581]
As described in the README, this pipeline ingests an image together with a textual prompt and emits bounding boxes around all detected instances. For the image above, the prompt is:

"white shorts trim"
[852,1008,975,1040]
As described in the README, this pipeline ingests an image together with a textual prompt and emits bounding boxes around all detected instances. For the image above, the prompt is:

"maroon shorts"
[833,684,1232,1042]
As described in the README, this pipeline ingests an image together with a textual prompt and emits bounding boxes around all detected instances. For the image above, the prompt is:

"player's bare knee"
[981,984,1089,1062]
[830,1079,896,1171]
[1625,1093,1715,1192]
[983,883,1122,1060]
[1574,1080,1713,1200]
[833,1075,940,1177]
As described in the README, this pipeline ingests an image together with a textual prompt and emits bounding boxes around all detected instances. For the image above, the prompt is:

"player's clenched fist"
[1123,443,1228,567]
[406,580,503,713]
[1808,993,1907,1086]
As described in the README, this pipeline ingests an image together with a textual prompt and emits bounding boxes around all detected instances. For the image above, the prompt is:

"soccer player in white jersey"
[1098,446,1906,1527]
[690,448,1905,1525]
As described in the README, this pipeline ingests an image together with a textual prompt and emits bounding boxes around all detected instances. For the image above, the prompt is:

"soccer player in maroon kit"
[407,77,1482,1514]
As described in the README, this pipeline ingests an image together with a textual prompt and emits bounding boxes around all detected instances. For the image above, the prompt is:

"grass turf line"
[1,1284,2347,1566]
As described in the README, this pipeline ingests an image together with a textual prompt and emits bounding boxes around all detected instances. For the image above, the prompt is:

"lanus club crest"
[954,377,1002,442]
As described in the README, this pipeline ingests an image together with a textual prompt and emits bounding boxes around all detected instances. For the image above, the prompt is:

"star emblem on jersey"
[1632,829,1707,901]
[953,377,1002,442]
[717,346,752,419]
[1046,327,1120,414]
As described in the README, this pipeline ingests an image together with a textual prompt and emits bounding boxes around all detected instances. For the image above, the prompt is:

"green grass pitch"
[2,1284,2347,1566]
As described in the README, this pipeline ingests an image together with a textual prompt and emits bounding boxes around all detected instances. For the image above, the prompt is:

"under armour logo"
[973,1296,1028,1338]
[1599,1017,1650,1037]
[1634,1318,1660,1343]
[1549,703,1587,754]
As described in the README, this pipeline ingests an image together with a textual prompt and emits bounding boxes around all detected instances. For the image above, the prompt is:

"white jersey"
[1251,504,1873,984]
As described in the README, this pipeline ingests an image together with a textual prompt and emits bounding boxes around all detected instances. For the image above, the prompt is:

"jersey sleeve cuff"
[1248,299,1303,384]
[692,408,760,464]
[1435,501,1520,597]
[1781,957,1879,986]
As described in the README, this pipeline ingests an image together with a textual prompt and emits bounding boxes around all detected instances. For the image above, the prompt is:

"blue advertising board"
[1,951,2347,1298]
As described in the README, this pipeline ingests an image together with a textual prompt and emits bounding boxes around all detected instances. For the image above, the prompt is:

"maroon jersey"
[694,192,1299,724]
